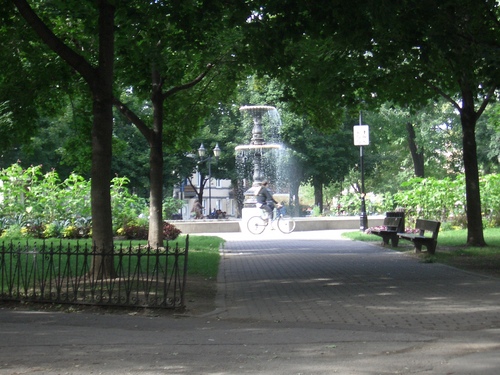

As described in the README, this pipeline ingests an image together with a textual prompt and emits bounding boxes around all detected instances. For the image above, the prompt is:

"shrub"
[43,222,63,238]
[74,217,92,238]
[311,205,321,217]
[25,222,45,239]
[163,222,181,240]
[62,223,91,239]
[110,176,148,232]
[121,222,148,240]
[0,225,29,240]
[163,197,185,220]
[62,225,79,239]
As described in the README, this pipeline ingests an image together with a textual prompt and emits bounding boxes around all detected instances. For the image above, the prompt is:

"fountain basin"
[235,144,282,151]
[239,105,277,112]
[170,216,386,234]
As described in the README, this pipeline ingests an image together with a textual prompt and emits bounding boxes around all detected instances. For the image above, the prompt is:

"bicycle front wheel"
[247,216,267,235]
[277,216,296,234]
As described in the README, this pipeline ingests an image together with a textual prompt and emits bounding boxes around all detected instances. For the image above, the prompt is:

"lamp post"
[353,112,370,232]
[198,143,221,216]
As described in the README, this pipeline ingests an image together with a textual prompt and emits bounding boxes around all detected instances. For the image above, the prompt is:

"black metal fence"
[0,237,188,309]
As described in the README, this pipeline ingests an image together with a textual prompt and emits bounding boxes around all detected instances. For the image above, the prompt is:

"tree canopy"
[4,0,500,248]
[239,0,500,245]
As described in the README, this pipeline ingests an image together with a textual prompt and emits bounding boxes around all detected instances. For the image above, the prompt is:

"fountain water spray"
[236,106,287,220]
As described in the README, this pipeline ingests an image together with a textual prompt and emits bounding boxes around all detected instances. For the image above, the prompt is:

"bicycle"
[247,205,296,235]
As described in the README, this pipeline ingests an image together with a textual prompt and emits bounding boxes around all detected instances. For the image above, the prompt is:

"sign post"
[354,112,370,231]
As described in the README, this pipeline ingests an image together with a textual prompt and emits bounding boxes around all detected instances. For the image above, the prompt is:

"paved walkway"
[215,230,500,331]
[1,230,500,374]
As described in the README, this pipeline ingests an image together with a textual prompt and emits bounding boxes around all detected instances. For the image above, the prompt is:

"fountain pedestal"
[237,106,281,209]
[237,105,283,230]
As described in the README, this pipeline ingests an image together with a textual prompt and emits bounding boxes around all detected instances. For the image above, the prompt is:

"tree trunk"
[89,0,116,278]
[148,69,165,246]
[406,122,425,177]
[313,176,323,213]
[289,160,302,217]
[196,172,206,208]
[186,172,207,215]
[460,94,486,246]
[290,182,300,217]
[90,95,115,278]
[231,178,243,218]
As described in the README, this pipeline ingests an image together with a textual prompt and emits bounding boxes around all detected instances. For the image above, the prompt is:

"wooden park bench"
[370,216,403,247]
[397,219,441,254]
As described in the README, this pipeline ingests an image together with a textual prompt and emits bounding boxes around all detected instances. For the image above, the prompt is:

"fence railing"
[0,237,189,309]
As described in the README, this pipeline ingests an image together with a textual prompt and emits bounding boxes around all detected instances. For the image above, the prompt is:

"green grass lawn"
[342,227,500,277]
[101,234,224,279]
[0,234,224,281]
[182,235,223,278]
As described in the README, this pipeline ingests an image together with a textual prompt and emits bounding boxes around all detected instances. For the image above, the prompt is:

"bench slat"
[397,219,441,254]
[384,217,401,228]
[415,219,440,239]
[370,217,403,247]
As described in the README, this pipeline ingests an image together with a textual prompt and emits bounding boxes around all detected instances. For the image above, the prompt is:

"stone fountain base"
[170,215,385,234]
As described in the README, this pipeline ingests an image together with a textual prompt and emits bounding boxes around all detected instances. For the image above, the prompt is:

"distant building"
[173,172,235,219]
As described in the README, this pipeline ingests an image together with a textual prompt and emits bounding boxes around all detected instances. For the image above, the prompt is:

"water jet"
[236,105,286,222]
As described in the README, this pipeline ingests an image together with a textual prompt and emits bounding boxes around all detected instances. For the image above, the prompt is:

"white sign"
[353,125,370,146]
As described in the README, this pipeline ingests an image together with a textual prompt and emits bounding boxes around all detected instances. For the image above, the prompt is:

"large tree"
[9,0,248,249]
[110,2,246,244]
[113,66,216,245]
[242,0,500,246]
[11,0,116,276]
[363,0,500,246]
[280,114,357,212]
[364,101,464,193]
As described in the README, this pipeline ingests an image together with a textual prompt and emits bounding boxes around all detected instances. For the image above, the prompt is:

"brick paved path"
[216,231,500,331]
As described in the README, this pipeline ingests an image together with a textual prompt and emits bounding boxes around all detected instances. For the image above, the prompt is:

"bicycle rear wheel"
[247,216,267,235]
[277,216,296,234]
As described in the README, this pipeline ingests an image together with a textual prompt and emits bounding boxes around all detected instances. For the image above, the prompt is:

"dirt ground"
[1,274,217,317]
[181,275,218,316]
[419,250,500,278]
[382,242,500,279]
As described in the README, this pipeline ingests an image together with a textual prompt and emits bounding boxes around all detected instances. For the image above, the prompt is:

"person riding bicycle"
[255,180,278,221]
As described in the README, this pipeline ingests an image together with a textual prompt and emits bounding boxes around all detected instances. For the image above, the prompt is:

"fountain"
[171,106,386,232]
[236,105,285,221]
